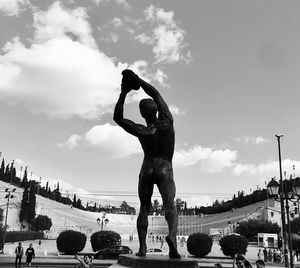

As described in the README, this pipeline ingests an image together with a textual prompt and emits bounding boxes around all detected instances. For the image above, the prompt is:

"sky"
[1,0,300,207]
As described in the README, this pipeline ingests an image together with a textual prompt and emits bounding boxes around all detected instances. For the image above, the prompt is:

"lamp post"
[267,177,300,268]
[96,212,109,231]
[1,188,16,253]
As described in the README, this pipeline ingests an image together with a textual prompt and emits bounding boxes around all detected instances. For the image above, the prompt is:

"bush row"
[57,230,121,255]
[56,229,250,257]
[187,232,248,258]
[5,231,44,243]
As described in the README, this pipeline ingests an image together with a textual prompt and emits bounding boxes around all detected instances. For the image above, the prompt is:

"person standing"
[263,248,267,262]
[25,243,35,267]
[15,242,24,268]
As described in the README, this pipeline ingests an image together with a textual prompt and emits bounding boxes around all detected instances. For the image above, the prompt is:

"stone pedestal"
[114,254,198,268]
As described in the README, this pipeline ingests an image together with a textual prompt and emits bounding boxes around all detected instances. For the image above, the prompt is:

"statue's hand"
[121,69,140,91]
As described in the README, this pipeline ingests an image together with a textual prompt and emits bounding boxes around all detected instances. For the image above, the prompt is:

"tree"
[176,198,185,213]
[20,166,28,188]
[72,194,77,208]
[120,201,130,214]
[153,199,161,215]
[34,215,52,231]
[290,217,300,234]
[0,158,4,174]
[27,183,36,228]
[19,184,29,223]
[236,219,280,241]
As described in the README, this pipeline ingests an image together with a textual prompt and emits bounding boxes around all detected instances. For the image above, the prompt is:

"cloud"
[135,5,191,64]
[91,0,131,9]
[0,2,164,119]
[58,123,142,158]
[0,0,29,16]
[174,145,237,173]
[233,159,300,176]
[235,136,270,145]
[33,1,97,48]
[57,134,82,149]
[169,105,185,115]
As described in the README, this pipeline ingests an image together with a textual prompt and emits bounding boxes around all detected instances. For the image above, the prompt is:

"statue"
[113,69,181,259]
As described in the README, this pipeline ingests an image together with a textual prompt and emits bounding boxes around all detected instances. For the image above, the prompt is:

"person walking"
[15,242,24,268]
[25,243,35,267]
[257,249,262,260]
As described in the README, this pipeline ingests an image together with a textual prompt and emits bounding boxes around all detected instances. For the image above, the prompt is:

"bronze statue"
[114,69,180,259]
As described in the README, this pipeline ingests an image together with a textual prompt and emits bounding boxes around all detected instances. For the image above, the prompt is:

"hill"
[0,181,268,238]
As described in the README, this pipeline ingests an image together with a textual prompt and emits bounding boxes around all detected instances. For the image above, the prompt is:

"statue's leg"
[157,170,181,259]
[136,173,154,257]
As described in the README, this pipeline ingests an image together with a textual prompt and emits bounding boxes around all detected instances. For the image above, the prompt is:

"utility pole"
[275,134,288,267]
[1,188,16,254]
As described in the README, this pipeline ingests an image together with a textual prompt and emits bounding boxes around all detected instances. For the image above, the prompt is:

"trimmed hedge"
[0,226,4,250]
[5,231,43,243]
[187,233,213,257]
[219,234,248,258]
[56,230,86,255]
[91,230,121,252]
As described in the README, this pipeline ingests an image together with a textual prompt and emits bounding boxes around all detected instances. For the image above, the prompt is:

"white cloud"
[0,36,124,119]
[135,5,191,64]
[169,105,185,115]
[91,0,131,9]
[174,145,237,173]
[85,123,142,158]
[57,134,82,149]
[33,1,96,48]
[58,123,142,158]
[0,2,168,119]
[0,0,29,16]
[235,136,270,145]
[233,159,300,176]
[0,2,163,119]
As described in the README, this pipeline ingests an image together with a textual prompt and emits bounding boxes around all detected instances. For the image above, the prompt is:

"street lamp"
[96,212,109,231]
[1,188,16,254]
[267,177,300,268]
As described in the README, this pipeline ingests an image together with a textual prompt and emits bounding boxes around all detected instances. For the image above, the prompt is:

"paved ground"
[0,238,266,259]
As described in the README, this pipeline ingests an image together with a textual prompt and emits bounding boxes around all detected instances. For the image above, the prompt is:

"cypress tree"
[0,159,5,174]
[20,184,29,223]
[72,194,77,208]
[76,199,82,209]
[20,167,28,188]
[5,164,10,176]
[27,183,36,228]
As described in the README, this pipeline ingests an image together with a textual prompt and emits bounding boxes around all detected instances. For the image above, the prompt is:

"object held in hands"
[121,69,140,91]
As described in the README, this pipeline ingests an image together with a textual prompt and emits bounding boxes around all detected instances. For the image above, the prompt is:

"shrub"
[0,226,4,250]
[290,218,300,234]
[34,215,52,232]
[291,233,300,250]
[5,231,43,243]
[91,230,121,252]
[219,234,248,258]
[56,230,86,255]
[236,219,280,240]
[187,233,213,257]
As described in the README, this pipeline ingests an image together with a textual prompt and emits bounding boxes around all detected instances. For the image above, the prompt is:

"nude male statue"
[113,69,181,259]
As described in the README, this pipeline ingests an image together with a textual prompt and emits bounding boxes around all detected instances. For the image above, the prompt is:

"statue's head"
[139,98,157,119]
